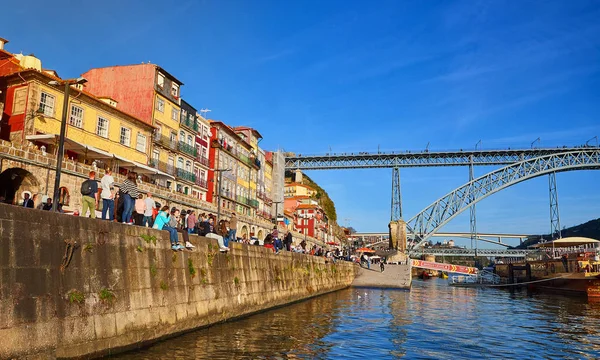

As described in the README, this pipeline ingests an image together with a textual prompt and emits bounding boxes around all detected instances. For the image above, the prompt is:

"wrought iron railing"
[195,177,208,189]
[153,133,178,151]
[176,168,196,182]
[178,141,198,157]
[180,116,198,131]
[149,159,176,175]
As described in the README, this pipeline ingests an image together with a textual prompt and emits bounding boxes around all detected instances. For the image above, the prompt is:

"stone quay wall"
[0,204,357,359]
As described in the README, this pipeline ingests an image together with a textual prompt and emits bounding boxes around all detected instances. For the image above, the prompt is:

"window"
[170,131,177,144]
[96,116,109,138]
[177,157,184,169]
[39,92,55,117]
[185,160,191,171]
[12,88,27,115]
[181,109,187,121]
[171,83,179,97]
[187,135,193,145]
[152,150,159,163]
[69,105,84,128]
[157,72,165,88]
[179,130,185,141]
[155,124,162,137]
[136,132,147,152]
[156,98,165,112]
[171,108,178,120]
[120,126,131,147]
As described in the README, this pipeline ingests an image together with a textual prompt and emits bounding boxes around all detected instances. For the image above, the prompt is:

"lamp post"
[49,77,87,212]
[214,168,231,224]
[273,201,283,226]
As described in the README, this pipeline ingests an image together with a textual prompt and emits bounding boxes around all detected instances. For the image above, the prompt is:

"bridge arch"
[407,149,600,251]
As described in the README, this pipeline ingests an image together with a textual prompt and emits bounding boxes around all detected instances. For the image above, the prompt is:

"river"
[110,279,600,359]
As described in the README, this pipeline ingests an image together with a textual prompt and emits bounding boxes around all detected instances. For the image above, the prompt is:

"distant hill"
[514,218,600,249]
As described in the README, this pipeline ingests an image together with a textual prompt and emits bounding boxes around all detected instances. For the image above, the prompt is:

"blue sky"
[3,0,599,246]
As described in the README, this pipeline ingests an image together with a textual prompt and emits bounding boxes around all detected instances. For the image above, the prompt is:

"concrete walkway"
[351,264,411,289]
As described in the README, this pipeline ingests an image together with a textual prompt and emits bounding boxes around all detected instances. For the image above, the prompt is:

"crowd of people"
[10,170,352,260]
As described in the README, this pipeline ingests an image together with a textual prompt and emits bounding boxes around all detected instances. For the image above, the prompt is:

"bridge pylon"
[389,167,408,256]
[549,171,562,239]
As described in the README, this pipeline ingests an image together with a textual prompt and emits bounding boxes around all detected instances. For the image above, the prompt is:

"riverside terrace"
[0,203,357,359]
[0,139,330,250]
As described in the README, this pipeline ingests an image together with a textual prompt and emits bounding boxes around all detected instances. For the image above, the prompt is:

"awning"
[533,237,600,248]
[26,134,174,180]
[27,134,114,160]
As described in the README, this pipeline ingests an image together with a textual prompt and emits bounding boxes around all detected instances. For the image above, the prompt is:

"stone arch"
[0,167,40,205]
[240,225,248,238]
[257,229,263,240]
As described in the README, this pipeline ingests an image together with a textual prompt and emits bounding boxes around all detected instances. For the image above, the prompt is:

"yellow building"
[284,182,317,198]
[1,58,156,174]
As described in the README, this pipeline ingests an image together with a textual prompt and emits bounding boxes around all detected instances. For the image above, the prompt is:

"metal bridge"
[283,146,599,255]
[416,248,532,258]
[407,149,600,254]
[354,231,528,248]
[285,147,591,170]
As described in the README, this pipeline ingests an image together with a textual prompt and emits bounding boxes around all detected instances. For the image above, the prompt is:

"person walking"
[80,171,98,218]
[142,192,154,227]
[228,212,238,243]
[134,194,146,226]
[100,169,115,221]
[284,231,293,251]
[120,172,138,224]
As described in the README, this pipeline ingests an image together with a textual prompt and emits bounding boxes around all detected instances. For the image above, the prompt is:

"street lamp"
[49,77,87,212]
[214,168,231,224]
[273,200,283,225]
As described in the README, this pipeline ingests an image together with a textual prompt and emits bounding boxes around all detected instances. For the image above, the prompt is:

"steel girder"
[417,248,531,257]
[284,147,593,170]
[407,149,600,253]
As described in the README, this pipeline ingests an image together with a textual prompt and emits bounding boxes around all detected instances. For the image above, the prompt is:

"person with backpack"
[100,169,115,220]
[81,171,98,218]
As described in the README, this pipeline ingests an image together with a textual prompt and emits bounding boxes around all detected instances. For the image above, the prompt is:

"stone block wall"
[0,204,357,359]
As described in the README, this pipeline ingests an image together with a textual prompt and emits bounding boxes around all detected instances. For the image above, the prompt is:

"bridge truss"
[407,149,600,254]
[284,147,592,170]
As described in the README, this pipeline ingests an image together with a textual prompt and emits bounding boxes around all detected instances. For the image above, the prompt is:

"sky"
[2,0,600,247]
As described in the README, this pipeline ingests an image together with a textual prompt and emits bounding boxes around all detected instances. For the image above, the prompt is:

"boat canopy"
[532,237,600,248]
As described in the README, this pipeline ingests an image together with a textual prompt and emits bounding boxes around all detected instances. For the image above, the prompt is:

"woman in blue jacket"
[153,206,182,251]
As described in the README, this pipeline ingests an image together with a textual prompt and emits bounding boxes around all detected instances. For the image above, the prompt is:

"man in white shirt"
[142,192,155,227]
[100,169,115,220]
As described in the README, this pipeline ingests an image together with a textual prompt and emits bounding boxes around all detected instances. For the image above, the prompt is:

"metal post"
[469,155,477,250]
[216,170,223,224]
[549,171,561,239]
[51,82,71,212]
[390,167,402,221]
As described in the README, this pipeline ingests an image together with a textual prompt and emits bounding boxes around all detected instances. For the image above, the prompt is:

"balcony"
[180,115,198,131]
[195,177,208,189]
[258,210,272,219]
[178,141,198,157]
[196,155,209,167]
[176,168,196,183]
[149,159,176,176]
[153,133,178,151]
[249,199,259,208]
[211,139,260,169]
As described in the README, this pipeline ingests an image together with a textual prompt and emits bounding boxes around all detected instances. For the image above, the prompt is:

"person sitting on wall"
[22,192,34,208]
[41,197,53,211]
[153,206,184,251]
[203,216,228,252]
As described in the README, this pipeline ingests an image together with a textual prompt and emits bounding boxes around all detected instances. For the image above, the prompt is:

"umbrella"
[356,247,376,253]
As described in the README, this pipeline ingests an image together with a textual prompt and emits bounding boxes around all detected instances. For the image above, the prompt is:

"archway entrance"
[240,225,248,239]
[257,229,263,240]
[0,167,40,205]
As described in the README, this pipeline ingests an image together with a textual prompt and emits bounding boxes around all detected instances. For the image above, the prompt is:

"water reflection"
[111,279,600,359]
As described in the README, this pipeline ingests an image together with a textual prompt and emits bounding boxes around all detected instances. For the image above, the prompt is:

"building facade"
[82,64,186,190]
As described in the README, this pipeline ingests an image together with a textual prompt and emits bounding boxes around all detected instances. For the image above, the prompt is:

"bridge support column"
[469,155,477,250]
[391,167,403,221]
[389,219,407,252]
[549,171,562,239]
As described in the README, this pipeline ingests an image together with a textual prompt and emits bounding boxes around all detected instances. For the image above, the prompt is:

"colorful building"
[0,52,160,180]
[207,121,260,216]
[82,64,186,190]
[193,113,211,201]
[284,182,317,198]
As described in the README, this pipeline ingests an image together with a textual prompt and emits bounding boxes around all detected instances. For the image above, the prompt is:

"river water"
[111,279,600,359]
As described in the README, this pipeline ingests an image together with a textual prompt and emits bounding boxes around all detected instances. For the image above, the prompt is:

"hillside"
[514,218,600,249]
[285,170,346,240]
